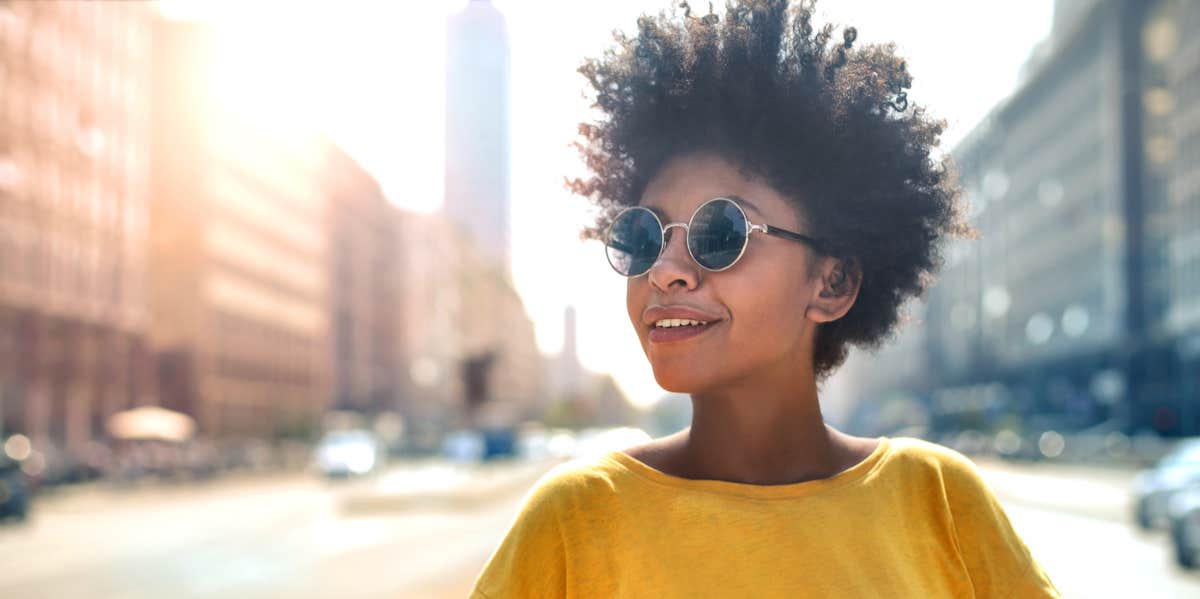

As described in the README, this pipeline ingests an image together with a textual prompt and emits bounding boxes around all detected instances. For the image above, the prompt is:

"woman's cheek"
[627,283,649,346]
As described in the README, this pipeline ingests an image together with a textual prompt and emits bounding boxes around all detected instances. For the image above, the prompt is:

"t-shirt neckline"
[602,436,893,499]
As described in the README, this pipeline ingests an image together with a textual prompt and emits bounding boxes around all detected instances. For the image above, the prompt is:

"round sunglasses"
[604,197,826,277]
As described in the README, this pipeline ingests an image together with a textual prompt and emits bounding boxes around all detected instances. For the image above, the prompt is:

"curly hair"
[568,0,975,381]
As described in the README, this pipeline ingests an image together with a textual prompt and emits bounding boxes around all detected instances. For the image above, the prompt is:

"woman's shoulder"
[520,452,633,510]
[470,454,629,599]
[882,436,989,485]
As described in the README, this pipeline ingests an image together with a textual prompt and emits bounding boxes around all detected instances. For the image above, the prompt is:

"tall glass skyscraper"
[444,0,511,270]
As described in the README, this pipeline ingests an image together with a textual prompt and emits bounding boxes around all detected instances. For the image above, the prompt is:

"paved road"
[0,462,538,599]
[1004,500,1198,598]
[973,458,1200,598]
[0,457,1197,598]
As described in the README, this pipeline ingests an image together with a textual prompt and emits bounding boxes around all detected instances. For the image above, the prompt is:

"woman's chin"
[651,369,707,394]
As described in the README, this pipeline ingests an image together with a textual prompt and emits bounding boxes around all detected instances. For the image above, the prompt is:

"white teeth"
[654,318,709,328]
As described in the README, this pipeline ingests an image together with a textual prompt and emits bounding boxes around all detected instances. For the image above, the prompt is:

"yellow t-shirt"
[470,436,1060,598]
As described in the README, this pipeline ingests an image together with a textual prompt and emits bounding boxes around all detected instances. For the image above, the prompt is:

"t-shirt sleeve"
[469,470,569,599]
[941,451,1061,598]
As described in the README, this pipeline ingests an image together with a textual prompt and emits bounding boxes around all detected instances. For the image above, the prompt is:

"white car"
[442,430,486,463]
[314,430,384,477]
[1132,438,1200,530]
[1167,484,1200,569]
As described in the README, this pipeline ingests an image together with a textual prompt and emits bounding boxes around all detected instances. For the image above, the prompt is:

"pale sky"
[162,0,1054,409]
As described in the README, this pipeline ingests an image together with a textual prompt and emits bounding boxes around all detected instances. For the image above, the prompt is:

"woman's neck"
[679,388,838,485]
[625,351,874,486]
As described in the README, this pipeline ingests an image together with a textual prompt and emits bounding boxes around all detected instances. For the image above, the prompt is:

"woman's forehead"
[640,195,763,220]
[639,155,803,227]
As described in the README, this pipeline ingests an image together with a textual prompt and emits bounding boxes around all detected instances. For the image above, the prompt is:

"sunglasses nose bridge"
[659,221,691,257]
[648,220,696,267]
[661,222,689,241]
[645,221,700,288]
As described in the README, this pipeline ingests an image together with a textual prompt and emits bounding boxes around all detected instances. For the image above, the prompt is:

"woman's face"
[627,153,828,393]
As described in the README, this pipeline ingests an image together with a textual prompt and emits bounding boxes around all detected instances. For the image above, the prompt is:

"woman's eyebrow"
[641,196,763,220]
[726,195,763,217]
[639,204,667,219]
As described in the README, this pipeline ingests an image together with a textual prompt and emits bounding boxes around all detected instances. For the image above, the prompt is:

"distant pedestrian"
[472,1,1059,596]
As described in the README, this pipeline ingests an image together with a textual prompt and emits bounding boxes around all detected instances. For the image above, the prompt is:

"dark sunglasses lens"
[689,200,748,270]
[606,208,662,276]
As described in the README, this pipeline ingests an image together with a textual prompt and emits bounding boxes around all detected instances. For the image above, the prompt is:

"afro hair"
[569,0,976,381]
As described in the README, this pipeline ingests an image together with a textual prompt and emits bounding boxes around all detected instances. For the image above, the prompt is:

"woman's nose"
[647,225,699,291]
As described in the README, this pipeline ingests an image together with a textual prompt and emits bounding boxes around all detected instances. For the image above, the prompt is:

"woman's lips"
[648,320,720,344]
[642,305,724,327]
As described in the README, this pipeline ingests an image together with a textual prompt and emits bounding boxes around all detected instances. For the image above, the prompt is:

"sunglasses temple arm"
[759,224,826,252]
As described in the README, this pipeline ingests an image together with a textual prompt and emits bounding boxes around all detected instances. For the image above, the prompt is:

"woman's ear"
[805,256,862,324]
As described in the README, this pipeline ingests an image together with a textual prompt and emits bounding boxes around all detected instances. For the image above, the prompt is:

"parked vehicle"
[1132,438,1200,530]
[481,427,517,460]
[517,427,577,460]
[313,430,385,478]
[1166,484,1200,569]
[443,428,522,462]
[442,430,486,463]
[0,458,30,522]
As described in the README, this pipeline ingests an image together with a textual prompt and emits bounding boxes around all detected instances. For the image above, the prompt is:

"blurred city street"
[978,459,1200,598]
[2,0,1200,596]
[0,456,1197,599]
[0,458,556,599]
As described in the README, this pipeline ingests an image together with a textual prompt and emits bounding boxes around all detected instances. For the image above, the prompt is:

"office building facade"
[844,0,1200,436]
[0,2,154,469]
[148,20,332,439]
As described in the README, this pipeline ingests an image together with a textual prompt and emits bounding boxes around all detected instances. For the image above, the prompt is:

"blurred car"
[1132,437,1200,530]
[948,429,992,457]
[442,430,486,463]
[1167,484,1200,569]
[0,458,31,522]
[481,427,518,460]
[517,427,577,460]
[313,430,384,478]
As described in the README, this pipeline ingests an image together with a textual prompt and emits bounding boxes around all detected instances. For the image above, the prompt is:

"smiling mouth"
[648,320,721,343]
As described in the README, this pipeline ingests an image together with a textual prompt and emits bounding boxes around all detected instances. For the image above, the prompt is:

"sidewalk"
[974,457,1137,523]
[29,455,1135,524]
[24,455,558,518]
[29,468,314,515]
[338,457,563,515]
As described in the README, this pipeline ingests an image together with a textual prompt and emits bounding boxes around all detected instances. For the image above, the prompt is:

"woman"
[471,1,1059,596]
